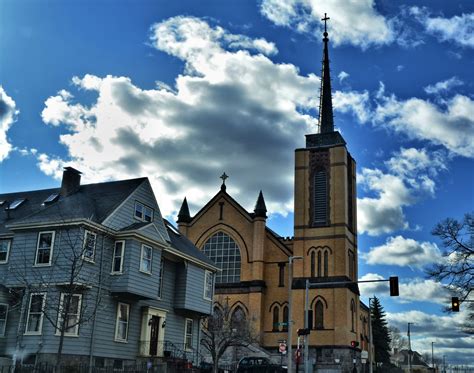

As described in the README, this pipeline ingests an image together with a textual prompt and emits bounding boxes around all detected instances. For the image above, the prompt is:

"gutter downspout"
[88,232,105,372]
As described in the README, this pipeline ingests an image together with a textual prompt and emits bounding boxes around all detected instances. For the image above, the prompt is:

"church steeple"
[253,190,267,218]
[318,13,334,134]
[177,197,191,223]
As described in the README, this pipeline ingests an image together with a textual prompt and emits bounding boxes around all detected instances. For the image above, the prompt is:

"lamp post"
[288,255,303,373]
[408,323,414,373]
[368,298,374,373]
[432,342,435,370]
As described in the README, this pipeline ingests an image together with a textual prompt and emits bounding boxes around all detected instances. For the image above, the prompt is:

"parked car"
[236,357,286,373]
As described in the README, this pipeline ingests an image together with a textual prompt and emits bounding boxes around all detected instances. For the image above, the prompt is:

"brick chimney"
[60,167,82,197]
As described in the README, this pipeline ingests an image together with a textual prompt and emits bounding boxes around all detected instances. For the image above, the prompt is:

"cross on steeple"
[220,172,229,191]
[321,13,330,33]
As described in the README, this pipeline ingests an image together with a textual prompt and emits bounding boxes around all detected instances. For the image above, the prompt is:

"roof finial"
[318,13,335,134]
[220,172,228,191]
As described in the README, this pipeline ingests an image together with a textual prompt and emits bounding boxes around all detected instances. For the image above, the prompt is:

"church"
[176,18,370,371]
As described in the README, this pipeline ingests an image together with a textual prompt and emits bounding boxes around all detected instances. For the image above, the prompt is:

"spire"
[318,13,334,133]
[177,197,191,223]
[253,190,267,218]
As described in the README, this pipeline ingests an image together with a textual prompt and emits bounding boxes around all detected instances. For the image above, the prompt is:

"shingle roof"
[163,219,217,268]
[0,178,146,234]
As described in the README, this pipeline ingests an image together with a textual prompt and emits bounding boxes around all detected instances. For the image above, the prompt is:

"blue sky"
[1,0,473,364]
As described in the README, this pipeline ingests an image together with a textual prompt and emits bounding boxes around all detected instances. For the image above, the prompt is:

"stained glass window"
[202,232,241,283]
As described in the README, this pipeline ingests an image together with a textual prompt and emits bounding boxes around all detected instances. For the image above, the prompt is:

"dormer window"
[6,198,26,210]
[43,193,59,205]
[134,202,154,222]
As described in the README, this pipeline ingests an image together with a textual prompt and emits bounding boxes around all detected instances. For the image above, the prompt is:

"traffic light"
[297,328,310,336]
[389,276,399,296]
[451,297,460,312]
[350,341,359,348]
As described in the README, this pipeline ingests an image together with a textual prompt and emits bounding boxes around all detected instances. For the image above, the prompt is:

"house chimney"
[60,167,82,197]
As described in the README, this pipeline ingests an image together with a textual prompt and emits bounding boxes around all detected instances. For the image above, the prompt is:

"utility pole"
[304,279,309,373]
[408,322,414,373]
[288,256,302,373]
[368,298,374,373]
[432,342,435,371]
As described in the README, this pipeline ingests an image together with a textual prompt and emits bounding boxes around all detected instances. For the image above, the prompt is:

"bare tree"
[388,326,408,352]
[11,222,108,370]
[426,212,473,332]
[200,298,258,373]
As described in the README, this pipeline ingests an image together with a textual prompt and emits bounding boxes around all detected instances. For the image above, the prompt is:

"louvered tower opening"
[313,170,328,225]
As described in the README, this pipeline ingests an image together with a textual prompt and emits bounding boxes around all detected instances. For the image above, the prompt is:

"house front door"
[149,316,160,356]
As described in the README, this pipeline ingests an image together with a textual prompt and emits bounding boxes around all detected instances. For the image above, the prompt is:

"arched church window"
[211,306,223,329]
[231,306,246,329]
[315,300,324,330]
[350,300,355,332]
[272,307,280,332]
[313,170,328,225]
[311,252,315,277]
[282,306,288,332]
[317,251,322,277]
[202,232,241,283]
[324,250,328,277]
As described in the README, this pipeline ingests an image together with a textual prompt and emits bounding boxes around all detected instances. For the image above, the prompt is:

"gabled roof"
[0,178,146,234]
[163,219,217,269]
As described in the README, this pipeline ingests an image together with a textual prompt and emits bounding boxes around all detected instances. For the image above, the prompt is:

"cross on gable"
[220,172,229,185]
[321,13,330,32]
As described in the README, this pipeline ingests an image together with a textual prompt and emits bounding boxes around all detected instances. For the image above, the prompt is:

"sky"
[1,0,473,365]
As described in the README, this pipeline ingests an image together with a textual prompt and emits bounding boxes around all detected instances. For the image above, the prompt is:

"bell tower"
[291,13,360,353]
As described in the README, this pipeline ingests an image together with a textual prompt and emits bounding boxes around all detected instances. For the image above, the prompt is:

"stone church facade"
[176,22,370,372]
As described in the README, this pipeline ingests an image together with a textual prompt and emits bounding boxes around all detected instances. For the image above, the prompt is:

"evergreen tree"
[371,296,392,366]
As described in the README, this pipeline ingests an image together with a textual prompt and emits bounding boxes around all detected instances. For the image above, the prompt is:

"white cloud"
[374,92,474,158]
[0,86,19,162]
[38,16,320,218]
[333,90,370,123]
[363,236,442,268]
[424,76,464,95]
[412,8,474,48]
[396,65,404,72]
[259,0,394,49]
[357,148,446,236]
[337,71,349,83]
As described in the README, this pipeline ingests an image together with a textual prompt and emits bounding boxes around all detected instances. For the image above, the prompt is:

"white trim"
[101,180,145,226]
[82,230,97,263]
[111,240,125,274]
[34,231,55,267]
[140,244,153,274]
[0,239,11,264]
[25,293,46,335]
[203,270,213,301]
[114,302,130,342]
[134,201,154,223]
[157,257,164,299]
[56,293,82,337]
[0,303,8,336]
[184,318,193,351]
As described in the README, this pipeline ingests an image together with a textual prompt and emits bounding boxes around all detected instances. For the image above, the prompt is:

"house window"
[82,230,96,262]
[134,202,154,222]
[315,300,324,330]
[278,263,285,287]
[185,319,193,350]
[35,231,55,266]
[112,241,125,274]
[272,307,279,332]
[115,303,130,342]
[157,258,164,298]
[140,245,152,274]
[0,239,11,264]
[202,232,241,284]
[0,304,8,336]
[204,270,213,300]
[282,306,288,332]
[26,293,46,335]
[57,293,82,336]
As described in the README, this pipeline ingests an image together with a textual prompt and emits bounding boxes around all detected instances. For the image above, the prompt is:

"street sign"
[274,322,288,326]
[361,351,368,359]
[279,342,287,353]
[362,359,367,364]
